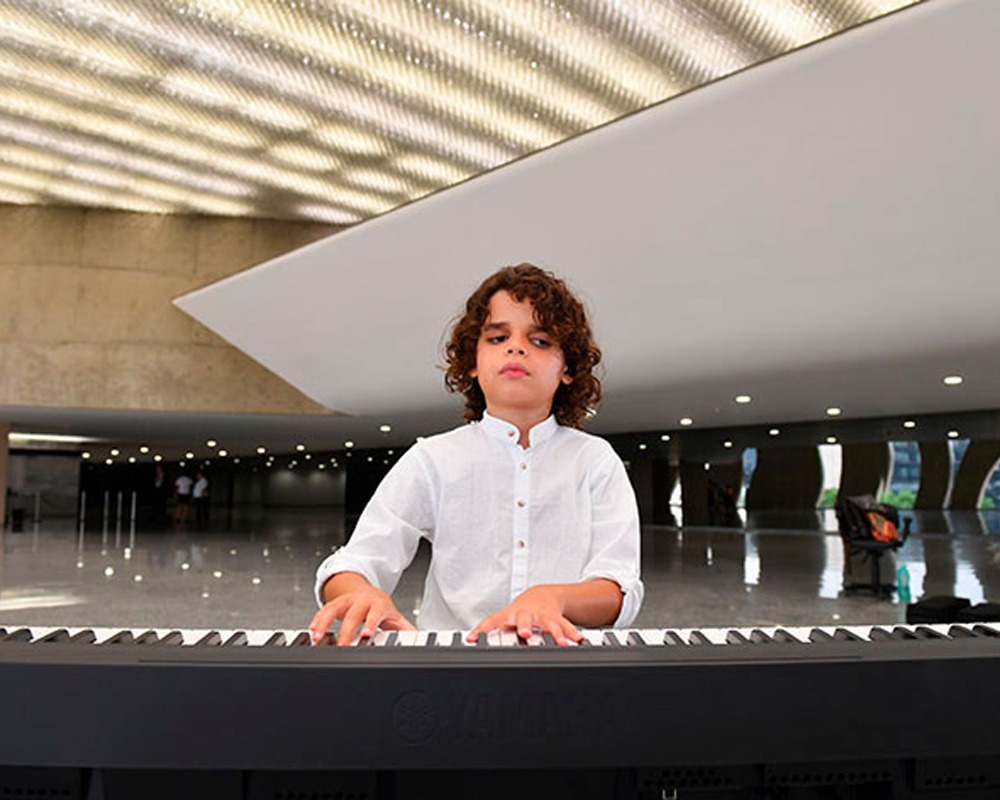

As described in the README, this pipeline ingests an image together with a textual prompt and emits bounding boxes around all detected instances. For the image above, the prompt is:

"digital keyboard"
[1,622,999,800]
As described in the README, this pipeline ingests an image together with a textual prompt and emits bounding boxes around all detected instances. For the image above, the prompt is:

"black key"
[263,632,287,647]
[70,630,97,645]
[476,631,488,647]
[750,629,774,644]
[833,628,861,642]
[3,628,34,643]
[38,629,71,644]
[914,626,946,639]
[542,632,557,647]
[425,632,438,647]
[603,631,624,647]
[157,631,184,646]
[449,632,462,647]
[772,629,801,643]
[809,629,834,643]
[688,631,712,645]
[384,631,399,647]
[971,625,1000,638]
[194,631,222,647]
[577,635,592,646]
[663,631,686,645]
[222,632,248,646]
[134,630,159,645]
[947,625,975,639]
[890,626,918,640]
[290,632,312,646]
[868,627,892,641]
[104,631,135,645]
[726,630,750,645]
[627,631,647,646]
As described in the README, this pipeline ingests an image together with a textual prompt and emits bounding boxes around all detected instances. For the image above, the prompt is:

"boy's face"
[470,290,572,423]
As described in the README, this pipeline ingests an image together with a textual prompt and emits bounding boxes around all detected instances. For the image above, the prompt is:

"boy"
[310,264,642,646]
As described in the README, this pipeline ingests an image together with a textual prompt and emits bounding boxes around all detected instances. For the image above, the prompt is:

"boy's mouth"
[500,364,528,377]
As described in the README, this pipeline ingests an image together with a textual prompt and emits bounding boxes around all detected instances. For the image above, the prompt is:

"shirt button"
[520,462,528,470]
[516,540,526,549]
[517,500,525,507]
[507,430,515,438]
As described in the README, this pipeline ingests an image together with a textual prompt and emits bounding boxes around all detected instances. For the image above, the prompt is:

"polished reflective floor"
[2,508,999,631]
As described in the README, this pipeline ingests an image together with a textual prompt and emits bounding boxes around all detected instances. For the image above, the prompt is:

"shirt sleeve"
[579,441,644,627]
[314,446,437,606]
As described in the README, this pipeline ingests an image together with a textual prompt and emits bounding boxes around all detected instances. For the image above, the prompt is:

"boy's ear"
[561,369,573,385]
[469,367,478,379]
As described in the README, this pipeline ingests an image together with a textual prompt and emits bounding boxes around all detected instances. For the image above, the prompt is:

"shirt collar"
[480,411,558,448]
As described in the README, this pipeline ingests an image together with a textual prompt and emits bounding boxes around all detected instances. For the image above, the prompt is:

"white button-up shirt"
[314,413,643,630]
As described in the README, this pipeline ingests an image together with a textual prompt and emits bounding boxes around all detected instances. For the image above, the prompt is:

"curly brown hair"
[444,263,602,428]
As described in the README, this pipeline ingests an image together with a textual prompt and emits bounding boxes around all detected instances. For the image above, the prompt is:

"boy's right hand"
[308,574,415,646]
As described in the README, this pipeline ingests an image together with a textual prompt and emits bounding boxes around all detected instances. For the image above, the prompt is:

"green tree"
[878,489,916,509]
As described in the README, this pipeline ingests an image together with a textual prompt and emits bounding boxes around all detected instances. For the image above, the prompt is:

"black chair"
[835,495,910,597]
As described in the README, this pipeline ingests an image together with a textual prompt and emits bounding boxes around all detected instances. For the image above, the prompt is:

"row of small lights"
[635,375,966,451]
[79,423,399,465]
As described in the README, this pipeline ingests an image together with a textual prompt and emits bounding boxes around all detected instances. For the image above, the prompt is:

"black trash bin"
[10,508,25,532]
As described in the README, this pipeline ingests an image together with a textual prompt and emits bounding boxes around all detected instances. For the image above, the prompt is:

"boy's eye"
[531,337,551,348]
[485,334,508,344]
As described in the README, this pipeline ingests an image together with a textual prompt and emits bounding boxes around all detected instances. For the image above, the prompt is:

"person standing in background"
[192,471,210,529]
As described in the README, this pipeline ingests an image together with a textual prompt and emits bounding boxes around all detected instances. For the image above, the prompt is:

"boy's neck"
[485,407,551,448]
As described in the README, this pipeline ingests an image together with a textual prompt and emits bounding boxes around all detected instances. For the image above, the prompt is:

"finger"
[466,613,498,642]
[515,610,535,640]
[308,603,342,645]
[381,613,416,632]
[360,603,389,639]
[337,603,369,647]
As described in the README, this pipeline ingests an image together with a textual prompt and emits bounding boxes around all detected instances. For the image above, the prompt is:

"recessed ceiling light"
[826,436,837,444]
[735,395,752,404]
[296,443,306,451]
[769,428,780,436]
[947,430,960,439]
[379,424,392,433]
[256,446,267,454]
[218,449,228,456]
[943,375,963,386]
[153,454,163,462]
[902,420,917,429]
[104,458,113,465]
[110,448,120,456]
[128,456,136,463]
[638,443,647,450]
[81,452,91,459]
[825,407,842,417]
[139,445,150,454]
[723,441,733,448]
[345,441,355,448]
[679,417,693,426]
[185,451,194,459]
[660,434,671,442]
[206,439,217,448]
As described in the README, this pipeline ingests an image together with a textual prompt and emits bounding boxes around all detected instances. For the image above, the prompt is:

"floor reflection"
[1,508,998,631]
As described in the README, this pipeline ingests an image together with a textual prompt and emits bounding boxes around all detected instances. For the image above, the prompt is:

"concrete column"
[745,446,822,510]
[839,443,891,500]
[950,439,1000,509]
[914,441,950,509]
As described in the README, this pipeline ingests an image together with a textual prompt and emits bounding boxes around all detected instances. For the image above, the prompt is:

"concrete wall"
[839,443,890,500]
[745,446,822,510]
[0,204,340,415]
[914,441,950,509]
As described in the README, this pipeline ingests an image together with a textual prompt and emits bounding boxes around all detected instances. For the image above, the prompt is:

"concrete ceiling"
[169,0,1000,454]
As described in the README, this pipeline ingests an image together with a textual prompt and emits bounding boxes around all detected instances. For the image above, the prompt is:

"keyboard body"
[1,623,999,799]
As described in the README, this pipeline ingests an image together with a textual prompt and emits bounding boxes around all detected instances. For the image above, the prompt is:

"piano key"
[2,628,35,642]
[627,631,648,646]
[37,629,71,644]
[157,631,185,646]
[971,624,1000,638]
[833,628,862,642]
[540,632,557,647]
[70,630,98,645]
[913,626,947,640]
[395,630,419,646]
[725,630,751,645]
[104,630,135,645]
[222,632,248,647]
[662,630,686,645]
[602,630,624,647]
[749,629,775,644]
[868,627,893,641]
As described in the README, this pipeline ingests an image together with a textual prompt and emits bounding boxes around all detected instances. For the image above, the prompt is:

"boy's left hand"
[466,585,584,646]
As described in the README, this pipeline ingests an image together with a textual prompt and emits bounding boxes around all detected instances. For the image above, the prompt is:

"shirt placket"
[510,445,532,599]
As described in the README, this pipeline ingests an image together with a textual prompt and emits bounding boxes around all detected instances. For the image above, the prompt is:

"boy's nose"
[506,344,525,355]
